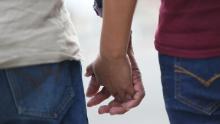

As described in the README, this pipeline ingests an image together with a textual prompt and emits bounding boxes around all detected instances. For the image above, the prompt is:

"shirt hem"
[0,53,81,69]
[155,41,220,59]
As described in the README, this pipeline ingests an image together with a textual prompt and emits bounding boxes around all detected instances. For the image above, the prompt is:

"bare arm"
[86,0,145,115]
[86,0,139,106]
[100,0,137,59]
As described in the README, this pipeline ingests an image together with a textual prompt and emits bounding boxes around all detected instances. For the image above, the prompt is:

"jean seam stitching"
[174,58,220,115]
[4,63,75,119]
[5,70,23,114]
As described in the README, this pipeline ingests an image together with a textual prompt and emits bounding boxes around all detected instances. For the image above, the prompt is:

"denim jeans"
[0,60,88,124]
[159,54,220,124]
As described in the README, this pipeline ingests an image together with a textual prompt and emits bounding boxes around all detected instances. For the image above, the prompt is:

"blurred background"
[65,0,169,124]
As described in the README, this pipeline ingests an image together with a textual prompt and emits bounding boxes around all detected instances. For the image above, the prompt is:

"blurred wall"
[65,0,169,124]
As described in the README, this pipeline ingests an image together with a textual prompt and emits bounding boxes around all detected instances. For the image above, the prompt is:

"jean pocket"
[5,61,75,119]
[174,57,220,115]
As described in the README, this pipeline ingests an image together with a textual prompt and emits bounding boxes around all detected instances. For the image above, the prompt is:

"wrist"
[100,50,127,61]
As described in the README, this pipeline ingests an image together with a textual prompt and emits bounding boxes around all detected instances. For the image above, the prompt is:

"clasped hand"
[85,40,145,115]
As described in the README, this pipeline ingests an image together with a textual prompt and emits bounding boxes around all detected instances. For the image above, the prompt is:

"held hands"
[85,39,145,115]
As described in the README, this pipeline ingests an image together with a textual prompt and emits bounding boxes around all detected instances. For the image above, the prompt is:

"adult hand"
[86,37,145,115]
[86,53,135,102]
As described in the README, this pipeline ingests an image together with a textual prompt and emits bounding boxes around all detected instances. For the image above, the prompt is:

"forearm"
[100,0,137,59]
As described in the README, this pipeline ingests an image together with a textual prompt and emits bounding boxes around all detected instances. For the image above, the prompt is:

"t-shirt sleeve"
[94,0,103,17]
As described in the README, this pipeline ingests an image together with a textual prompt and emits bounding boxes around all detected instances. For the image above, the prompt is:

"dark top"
[155,0,220,58]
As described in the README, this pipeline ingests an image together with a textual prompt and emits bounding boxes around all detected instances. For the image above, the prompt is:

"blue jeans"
[0,60,88,124]
[159,54,220,124]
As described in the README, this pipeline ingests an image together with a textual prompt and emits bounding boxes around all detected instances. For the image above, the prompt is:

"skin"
[86,36,145,115]
[86,0,144,115]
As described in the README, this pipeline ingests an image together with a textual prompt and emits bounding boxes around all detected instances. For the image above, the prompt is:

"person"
[0,0,88,124]
[87,0,220,124]
[86,0,145,115]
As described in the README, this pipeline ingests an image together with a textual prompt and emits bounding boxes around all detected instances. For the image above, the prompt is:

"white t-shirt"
[0,0,81,69]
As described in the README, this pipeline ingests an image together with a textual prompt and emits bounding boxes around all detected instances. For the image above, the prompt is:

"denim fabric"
[0,60,88,124]
[159,54,220,124]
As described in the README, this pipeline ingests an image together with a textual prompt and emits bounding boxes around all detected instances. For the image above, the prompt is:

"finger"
[98,99,120,114]
[109,100,121,107]
[108,100,128,115]
[134,79,144,92]
[98,105,110,114]
[109,107,128,115]
[125,84,135,100]
[127,42,139,71]
[99,100,129,115]
[123,91,145,109]
[132,67,144,95]
[127,33,134,55]
[86,76,100,97]
[134,90,145,101]
[125,79,145,108]
[85,64,94,77]
[87,87,111,107]
[129,53,139,70]
[116,83,135,102]
[122,83,145,109]
[132,69,141,85]
[120,79,145,110]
